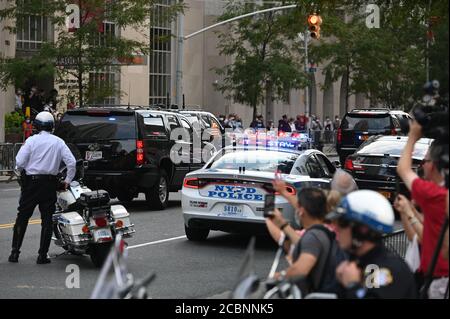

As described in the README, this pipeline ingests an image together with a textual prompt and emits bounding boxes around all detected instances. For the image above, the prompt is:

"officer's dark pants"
[11,176,57,257]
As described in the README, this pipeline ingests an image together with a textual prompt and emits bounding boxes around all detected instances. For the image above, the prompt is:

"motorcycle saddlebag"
[110,205,134,236]
[56,212,85,237]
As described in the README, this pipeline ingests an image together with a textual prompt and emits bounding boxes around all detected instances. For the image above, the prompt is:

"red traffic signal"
[308,14,322,39]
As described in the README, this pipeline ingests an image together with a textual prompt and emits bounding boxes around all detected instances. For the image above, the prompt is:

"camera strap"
[420,217,449,299]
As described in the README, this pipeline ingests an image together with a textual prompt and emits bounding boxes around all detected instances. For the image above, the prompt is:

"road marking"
[127,235,186,250]
[0,219,41,229]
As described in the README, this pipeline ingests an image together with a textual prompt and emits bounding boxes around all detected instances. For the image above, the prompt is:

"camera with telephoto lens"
[411,81,448,141]
[410,80,449,188]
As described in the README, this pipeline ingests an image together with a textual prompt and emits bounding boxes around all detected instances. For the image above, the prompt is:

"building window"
[16,15,50,51]
[89,22,119,105]
[149,0,174,106]
[89,66,119,105]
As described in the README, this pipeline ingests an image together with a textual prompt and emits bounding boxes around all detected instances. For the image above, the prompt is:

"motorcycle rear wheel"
[89,242,112,268]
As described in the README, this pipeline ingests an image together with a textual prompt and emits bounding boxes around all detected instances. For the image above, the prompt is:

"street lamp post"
[175,4,298,108]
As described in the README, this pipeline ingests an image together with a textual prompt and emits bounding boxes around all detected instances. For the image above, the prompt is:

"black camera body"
[412,103,448,141]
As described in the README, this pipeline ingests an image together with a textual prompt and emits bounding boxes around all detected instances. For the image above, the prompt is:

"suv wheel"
[185,225,209,241]
[146,171,169,210]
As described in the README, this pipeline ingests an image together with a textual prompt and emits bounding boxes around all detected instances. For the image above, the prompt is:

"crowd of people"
[260,118,449,299]
[13,86,61,141]
[218,113,341,146]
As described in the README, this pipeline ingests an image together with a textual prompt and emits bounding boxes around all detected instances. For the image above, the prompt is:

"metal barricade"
[382,230,409,260]
[0,143,23,175]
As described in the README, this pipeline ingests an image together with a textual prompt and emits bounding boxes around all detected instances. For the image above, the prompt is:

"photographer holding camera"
[397,119,448,298]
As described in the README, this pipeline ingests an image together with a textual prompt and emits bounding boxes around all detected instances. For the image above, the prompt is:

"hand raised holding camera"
[408,120,423,142]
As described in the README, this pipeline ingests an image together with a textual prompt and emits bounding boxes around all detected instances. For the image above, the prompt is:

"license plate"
[93,228,112,241]
[378,191,391,199]
[220,204,243,217]
[85,151,102,161]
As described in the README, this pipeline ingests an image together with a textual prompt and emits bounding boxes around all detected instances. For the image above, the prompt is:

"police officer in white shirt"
[9,111,76,264]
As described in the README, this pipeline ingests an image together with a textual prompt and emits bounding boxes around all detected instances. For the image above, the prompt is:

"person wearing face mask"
[265,187,346,294]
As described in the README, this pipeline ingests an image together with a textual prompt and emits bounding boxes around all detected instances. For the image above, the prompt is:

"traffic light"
[308,14,322,39]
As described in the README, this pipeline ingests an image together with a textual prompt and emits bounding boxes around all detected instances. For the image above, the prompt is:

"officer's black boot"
[9,223,28,263]
[37,225,52,264]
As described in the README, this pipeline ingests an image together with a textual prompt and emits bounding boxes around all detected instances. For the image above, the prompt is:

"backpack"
[305,225,348,293]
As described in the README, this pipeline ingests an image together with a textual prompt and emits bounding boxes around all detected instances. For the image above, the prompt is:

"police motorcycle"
[52,160,135,267]
[91,233,156,299]
[230,236,337,299]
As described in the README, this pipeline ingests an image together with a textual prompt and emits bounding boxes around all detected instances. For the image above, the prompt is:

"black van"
[55,107,205,209]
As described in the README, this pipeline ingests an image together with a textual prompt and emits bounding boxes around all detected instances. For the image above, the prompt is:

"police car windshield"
[210,150,298,174]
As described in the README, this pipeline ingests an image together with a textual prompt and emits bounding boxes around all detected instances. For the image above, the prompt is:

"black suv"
[336,108,412,164]
[344,135,432,204]
[55,107,206,209]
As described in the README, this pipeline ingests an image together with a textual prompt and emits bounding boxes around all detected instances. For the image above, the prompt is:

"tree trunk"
[265,80,274,123]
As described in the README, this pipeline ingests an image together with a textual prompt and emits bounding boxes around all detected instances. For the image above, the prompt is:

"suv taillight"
[337,128,342,144]
[136,140,145,165]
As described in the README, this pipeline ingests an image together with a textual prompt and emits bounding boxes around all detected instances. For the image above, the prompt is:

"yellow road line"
[0,219,42,230]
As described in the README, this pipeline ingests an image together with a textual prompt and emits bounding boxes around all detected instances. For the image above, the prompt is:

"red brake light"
[337,128,342,144]
[136,140,145,165]
[344,158,364,171]
[184,177,199,189]
[391,128,397,136]
[94,218,108,228]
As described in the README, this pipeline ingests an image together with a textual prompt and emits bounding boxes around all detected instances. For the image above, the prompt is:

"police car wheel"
[145,171,169,210]
[185,225,209,241]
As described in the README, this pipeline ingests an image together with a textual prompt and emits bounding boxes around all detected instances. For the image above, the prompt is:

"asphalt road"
[0,181,282,299]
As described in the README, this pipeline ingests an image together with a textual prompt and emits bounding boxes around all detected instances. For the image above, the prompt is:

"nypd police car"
[181,145,337,241]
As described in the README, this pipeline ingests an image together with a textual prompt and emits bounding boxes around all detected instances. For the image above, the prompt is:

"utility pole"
[175,0,184,107]
[303,29,310,117]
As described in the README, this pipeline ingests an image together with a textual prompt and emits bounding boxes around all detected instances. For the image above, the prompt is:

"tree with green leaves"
[0,0,184,107]
[308,0,449,110]
[213,1,316,121]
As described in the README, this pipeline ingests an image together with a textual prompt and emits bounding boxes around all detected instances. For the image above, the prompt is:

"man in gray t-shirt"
[292,227,331,292]
[268,188,332,294]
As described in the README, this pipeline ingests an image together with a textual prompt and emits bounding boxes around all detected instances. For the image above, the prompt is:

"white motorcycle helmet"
[34,111,55,132]
[327,190,395,235]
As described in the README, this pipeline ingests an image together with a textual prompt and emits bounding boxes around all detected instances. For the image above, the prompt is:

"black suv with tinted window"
[336,108,412,165]
[55,107,206,210]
